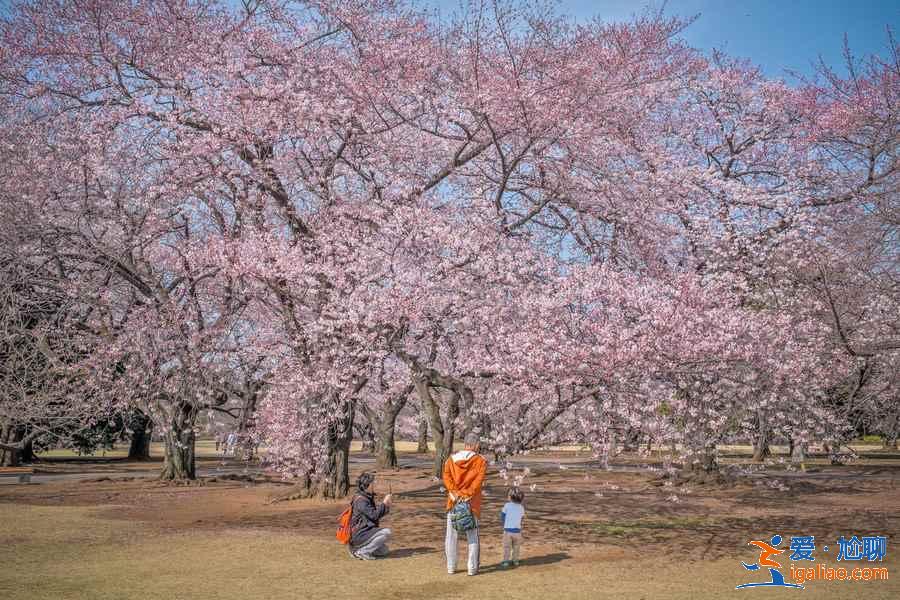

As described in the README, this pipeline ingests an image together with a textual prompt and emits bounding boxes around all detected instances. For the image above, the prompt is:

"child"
[500,487,525,567]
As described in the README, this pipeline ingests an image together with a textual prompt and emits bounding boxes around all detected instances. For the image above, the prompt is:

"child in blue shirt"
[500,487,525,567]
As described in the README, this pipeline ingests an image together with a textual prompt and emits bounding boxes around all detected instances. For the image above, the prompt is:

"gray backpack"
[450,499,477,532]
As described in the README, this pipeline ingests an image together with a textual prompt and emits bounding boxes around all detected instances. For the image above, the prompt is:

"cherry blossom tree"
[0,0,895,492]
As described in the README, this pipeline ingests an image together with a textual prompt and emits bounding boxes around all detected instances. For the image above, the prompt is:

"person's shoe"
[357,553,377,560]
[447,569,456,575]
[500,561,511,568]
[467,571,478,576]
[513,560,520,567]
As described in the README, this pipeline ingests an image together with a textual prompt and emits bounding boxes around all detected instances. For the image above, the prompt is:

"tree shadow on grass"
[478,552,571,573]
[385,546,437,559]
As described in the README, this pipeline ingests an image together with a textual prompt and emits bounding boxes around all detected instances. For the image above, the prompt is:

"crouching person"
[349,472,393,559]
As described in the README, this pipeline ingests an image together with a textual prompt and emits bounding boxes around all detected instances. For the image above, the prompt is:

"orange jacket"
[442,451,487,517]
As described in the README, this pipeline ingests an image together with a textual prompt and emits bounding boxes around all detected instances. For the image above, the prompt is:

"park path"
[1,454,638,486]
[3,452,897,486]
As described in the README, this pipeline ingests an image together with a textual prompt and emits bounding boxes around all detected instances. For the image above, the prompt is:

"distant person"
[500,488,525,568]
[225,431,237,456]
[442,434,487,576]
[215,432,225,452]
[349,472,393,559]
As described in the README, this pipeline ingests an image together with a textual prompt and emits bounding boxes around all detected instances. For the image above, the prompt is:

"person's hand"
[383,493,393,506]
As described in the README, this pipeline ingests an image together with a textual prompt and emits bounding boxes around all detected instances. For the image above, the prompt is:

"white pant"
[445,512,479,574]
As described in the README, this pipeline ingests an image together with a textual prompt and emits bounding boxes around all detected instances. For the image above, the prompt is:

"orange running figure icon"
[747,539,785,568]
[736,534,803,590]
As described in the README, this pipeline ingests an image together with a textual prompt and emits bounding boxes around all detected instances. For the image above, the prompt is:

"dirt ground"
[2,448,899,600]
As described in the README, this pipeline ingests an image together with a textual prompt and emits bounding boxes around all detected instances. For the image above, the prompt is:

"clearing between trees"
[2,445,898,600]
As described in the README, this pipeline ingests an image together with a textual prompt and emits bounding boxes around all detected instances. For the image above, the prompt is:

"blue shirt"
[500,501,525,533]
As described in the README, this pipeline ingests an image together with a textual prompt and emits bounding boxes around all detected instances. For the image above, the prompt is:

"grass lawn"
[4,502,896,600]
[3,449,898,599]
[36,440,895,462]
[36,440,445,459]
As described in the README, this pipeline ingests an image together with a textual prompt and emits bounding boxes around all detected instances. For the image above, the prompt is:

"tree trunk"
[0,445,20,467]
[752,411,770,462]
[375,420,398,470]
[413,376,456,478]
[416,412,429,453]
[314,399,355,498]
[235,387,260,461]
[371,390,408,470]
[161,427,195,480]
[598,426,617,470]
[683,444,718,475]
[128,411,153,460]
[398,355,473,477]
[357,419,375,453]
[314,436,352,498]
[0,423,22,467]
[20,436,34,463]
[680,429,718,476]
[790,439,806,470]
[591,394,613,470]
[427,408,450,479]
[701,445,717,471]
[434,423,454,478]
[883,414,898,450]
[623,427,641,452]
[159,404,197,481]
[678,388,720,477]
[0,448,20,467]
[823,440,842,465]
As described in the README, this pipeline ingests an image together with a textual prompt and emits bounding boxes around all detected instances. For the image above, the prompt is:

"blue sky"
[558,0,898,79]
[2,0,895,80]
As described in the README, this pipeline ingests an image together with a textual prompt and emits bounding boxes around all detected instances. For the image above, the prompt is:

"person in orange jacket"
[442,433,487,575]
